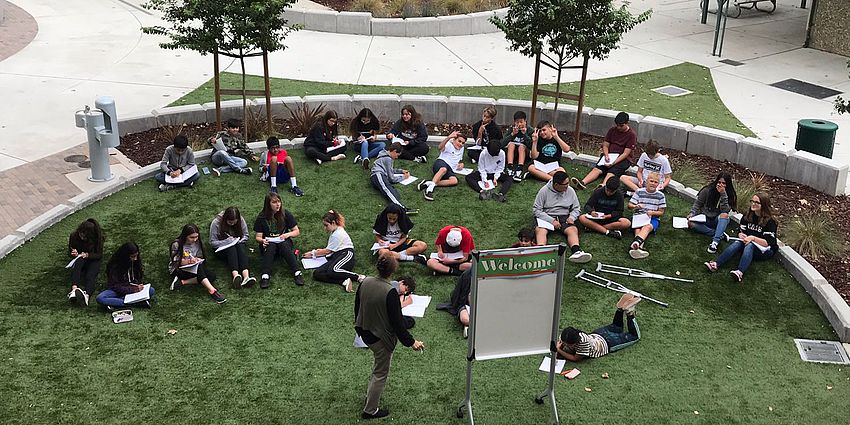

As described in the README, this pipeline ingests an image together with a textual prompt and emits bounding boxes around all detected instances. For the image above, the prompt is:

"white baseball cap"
[446,229,463,247]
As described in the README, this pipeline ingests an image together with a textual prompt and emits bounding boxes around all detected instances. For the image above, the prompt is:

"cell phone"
[202,167,211,175]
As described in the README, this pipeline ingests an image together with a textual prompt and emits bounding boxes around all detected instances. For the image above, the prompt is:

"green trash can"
[795,119,838,158]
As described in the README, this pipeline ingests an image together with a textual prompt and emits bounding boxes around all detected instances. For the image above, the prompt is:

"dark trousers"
[70,258,101,294]
[467,148,483,163]
[305,145,347,162]
[465,171,513,194]
[173,262,216,283]
[313,248,358,284]
[154,172,199,188]
[370,174,405,209]
[214,243,249,272]
[399,143,430,161]
[591,309,640,353]
[260,239,300,276]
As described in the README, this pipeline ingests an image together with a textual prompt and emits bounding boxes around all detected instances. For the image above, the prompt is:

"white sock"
[290,177,297,187]
[261,274,269,280]
[426,181,436,190]
[605,230,610,235]
[399,253,412,261]
[270,176,277,187]
[294,270,302,276]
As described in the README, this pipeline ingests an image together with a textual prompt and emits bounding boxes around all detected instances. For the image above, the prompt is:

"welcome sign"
[477,248,560,278]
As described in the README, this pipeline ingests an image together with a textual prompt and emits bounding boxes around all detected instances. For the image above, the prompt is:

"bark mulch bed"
[119,120,850,304]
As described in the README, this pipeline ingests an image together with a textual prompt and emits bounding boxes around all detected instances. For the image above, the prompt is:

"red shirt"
[435,226,475,254]
[265,149,288,164]
[605,126,637,164]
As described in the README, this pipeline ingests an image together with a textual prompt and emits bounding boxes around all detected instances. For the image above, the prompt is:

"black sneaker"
[494,192,507,203]
[512,169,523,182]
[424,190,434,201]
[170,276,182,291]
[74,288,89,307]
[242,277,256,288]
[414,156,427,163]
[294,273,304,286]
[210,291,227,304]
[231,275,243,290]
[413,254,428,266]
[239,167,252,175]
[607,230,623,240]
[404,207,419,216]
[721,233,730,242]
[478,189,492,201]
[416,180,428,191]
[259,277,270,289]
[362,409,390,420]
[291,186,304,197]
[362,158,370,170]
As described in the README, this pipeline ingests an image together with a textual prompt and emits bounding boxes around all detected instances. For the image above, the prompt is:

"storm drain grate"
[794,339,850,364]
[770,79,842,99]
[64,155,88,163]
[719,59,745,66]
[652,85,693,97]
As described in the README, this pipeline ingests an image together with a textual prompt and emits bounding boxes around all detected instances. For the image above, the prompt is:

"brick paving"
[0,0,38,61]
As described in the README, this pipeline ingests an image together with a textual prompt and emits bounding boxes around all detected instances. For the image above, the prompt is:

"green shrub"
[734,172,769,213]
[350,0,384,15]
[783,213,844,259]
[670,157,706,190]
[284,102,325,137]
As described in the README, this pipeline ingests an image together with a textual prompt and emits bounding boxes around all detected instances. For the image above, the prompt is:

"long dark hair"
[260,192,285,232]
[172,224,206,267]
[350,108,379,137]
[107,241,143,282]
[312,110,338,138]
[747,192,774,227]
[73,218,104,254]
[399,104,422,131]
[218,207,243,239]
[702,173,737,212]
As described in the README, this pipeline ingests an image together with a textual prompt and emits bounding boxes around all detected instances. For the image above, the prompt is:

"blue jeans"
[690,215,730,243]
[155,172,199,188]
[96,286,156,308]
[592,309,640,353]
[715,240,775,272]
[355,140,385,159]
[211,150,248,173]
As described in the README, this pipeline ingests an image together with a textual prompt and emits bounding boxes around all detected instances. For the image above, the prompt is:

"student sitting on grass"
[579,177,631,240]
[555,294,641,362]
[254,192,304,289]
[66,218,104,307]
[511,227,537,248]
[465,138,512,203]
[370,142,417,214]
[468,106,502,164]
[210,207,256,290]
[502,111,532,182]
[704,192,778,283]
[208,118,256,176]
[156,134,198,192]
[527,121,570,182]
[574,112,636,190]
[627,172,666,259]
[689,173,737,254]
[96,242,155,309]
[169,224,226,304]
[303,210,365,293]
[350,107,385,169]
[416,131,465,202]
[620,140,671,192]
[425,225,475,276]
[386,104,429,163]
[304,110,347,164]
[373,204,428,265]
[259,136,303,196]
[532,171,592,263]
[392,275,417,330]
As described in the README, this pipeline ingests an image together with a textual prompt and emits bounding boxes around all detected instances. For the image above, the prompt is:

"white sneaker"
[463,326,469,339]
[212,167,221,177]
[629,248,650,259]
[353,154,362,164]
[315,158,323,165]
[170,276,179,291]
[74,288,88,307]
[342,278,353,293]
[67,289,76,302]
[569,250,592,263]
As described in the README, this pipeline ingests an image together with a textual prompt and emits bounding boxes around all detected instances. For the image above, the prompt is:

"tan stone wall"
[809,0,850,57]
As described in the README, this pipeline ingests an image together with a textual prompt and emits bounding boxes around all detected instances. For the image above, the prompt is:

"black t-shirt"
[253,209,297,237]
[536,136,562,164]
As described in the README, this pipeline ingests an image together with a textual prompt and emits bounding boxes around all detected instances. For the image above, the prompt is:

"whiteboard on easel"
[469,245,564,361]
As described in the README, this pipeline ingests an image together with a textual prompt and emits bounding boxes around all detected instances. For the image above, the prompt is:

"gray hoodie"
[533,180,581,224]
[160,145,195,173]
[209,212,249,249]
[370,150,404,184]
[689,186,730,218]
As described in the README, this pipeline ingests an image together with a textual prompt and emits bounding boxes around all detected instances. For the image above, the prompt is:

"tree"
[835,60,849,115]
[142,0,298,135]
[492,0,650,141]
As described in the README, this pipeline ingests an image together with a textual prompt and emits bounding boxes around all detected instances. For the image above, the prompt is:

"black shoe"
[210,291,227,304]
[259,277,270,289]
[361,409,390,420]
[239,167,252,175]
[424,190,434,201]
[362,158,370,170]
[494,192,506,203]
[74,288,89,307]
[416,180,428,191]
[404,207,419,216]
[242,276,257,288]
[294,273,304,286]
[231,275,243,290]
[413,254,428,266]
[607,230,623,240]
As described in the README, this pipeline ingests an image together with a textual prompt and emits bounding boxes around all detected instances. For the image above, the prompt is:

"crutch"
[595,262,693,283]
[575,269,669,308]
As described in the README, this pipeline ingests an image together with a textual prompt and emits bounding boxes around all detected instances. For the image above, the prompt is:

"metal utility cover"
[794,339,850,364]
[770,79,842,100]
[719,59,745,66]
[652,85,693,97]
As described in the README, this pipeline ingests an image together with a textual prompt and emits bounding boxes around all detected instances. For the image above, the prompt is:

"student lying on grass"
[373,204,428,266]
[391,275,417,330]
[556,294,642,362]
[66,218,104,308]
[169,224,226,304]
[627,172,666,260]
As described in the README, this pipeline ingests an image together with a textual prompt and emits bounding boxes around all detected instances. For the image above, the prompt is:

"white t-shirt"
[438,139,465,167]
[636,153,672,180]
[373,222,403,243]
[326,227,354,252]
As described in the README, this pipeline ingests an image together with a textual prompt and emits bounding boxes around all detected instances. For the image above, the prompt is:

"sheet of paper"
[753,242,771,253]
[689,214,707,223]
[326,139,346,153]
[301,256,328,269]
[65,255,83,269]
[562,151,578,160]
[584,213,605,220]
[533,160,560,174]
[370,242,390,252]
[478,180,495,191]
[214,238,239,253]
[538,356,566,374]
[430,251,465,261]
[466,145,483,150]
[673,217,689,229]
[123,284,151,305]
[165,164,198,184]
[596,153,619,166]
[455,167,473,176]
[179,258,204,274]
[401,294,432,318]
[213,137,227,152]
[395,175,418,185]
[353,334,368,348]
[631,213,651,228]
[536,218,555,231]
[266,236,286,244]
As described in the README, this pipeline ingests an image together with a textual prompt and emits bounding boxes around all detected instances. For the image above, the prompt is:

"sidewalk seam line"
[356,36,374,85]
[433,37,494,86]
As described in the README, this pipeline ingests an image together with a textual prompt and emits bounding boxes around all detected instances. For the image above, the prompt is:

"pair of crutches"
[574,262,693,308]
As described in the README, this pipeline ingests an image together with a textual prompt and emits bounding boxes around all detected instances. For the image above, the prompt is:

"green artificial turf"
[169,63,755,137]
[0,156,845,425]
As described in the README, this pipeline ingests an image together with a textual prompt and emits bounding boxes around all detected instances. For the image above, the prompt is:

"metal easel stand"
[595,262,694,283]
[575,269,669,308]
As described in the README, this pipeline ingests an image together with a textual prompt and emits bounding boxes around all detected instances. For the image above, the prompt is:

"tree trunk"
[530,51,542,126]
[214,49,221,131]
[574,55,590,144]
[240,47,247,141]
[263,50,273,135]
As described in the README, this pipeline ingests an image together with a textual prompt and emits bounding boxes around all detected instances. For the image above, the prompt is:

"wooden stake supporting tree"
[492,0,651,143]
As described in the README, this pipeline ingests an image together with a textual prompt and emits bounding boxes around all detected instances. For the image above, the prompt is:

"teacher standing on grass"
[354,254,425,420]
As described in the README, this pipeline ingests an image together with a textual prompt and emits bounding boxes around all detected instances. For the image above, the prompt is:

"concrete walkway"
[0,0,847,239]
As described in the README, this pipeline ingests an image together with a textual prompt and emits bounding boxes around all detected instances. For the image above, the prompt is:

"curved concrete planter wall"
[283,8,507,37]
